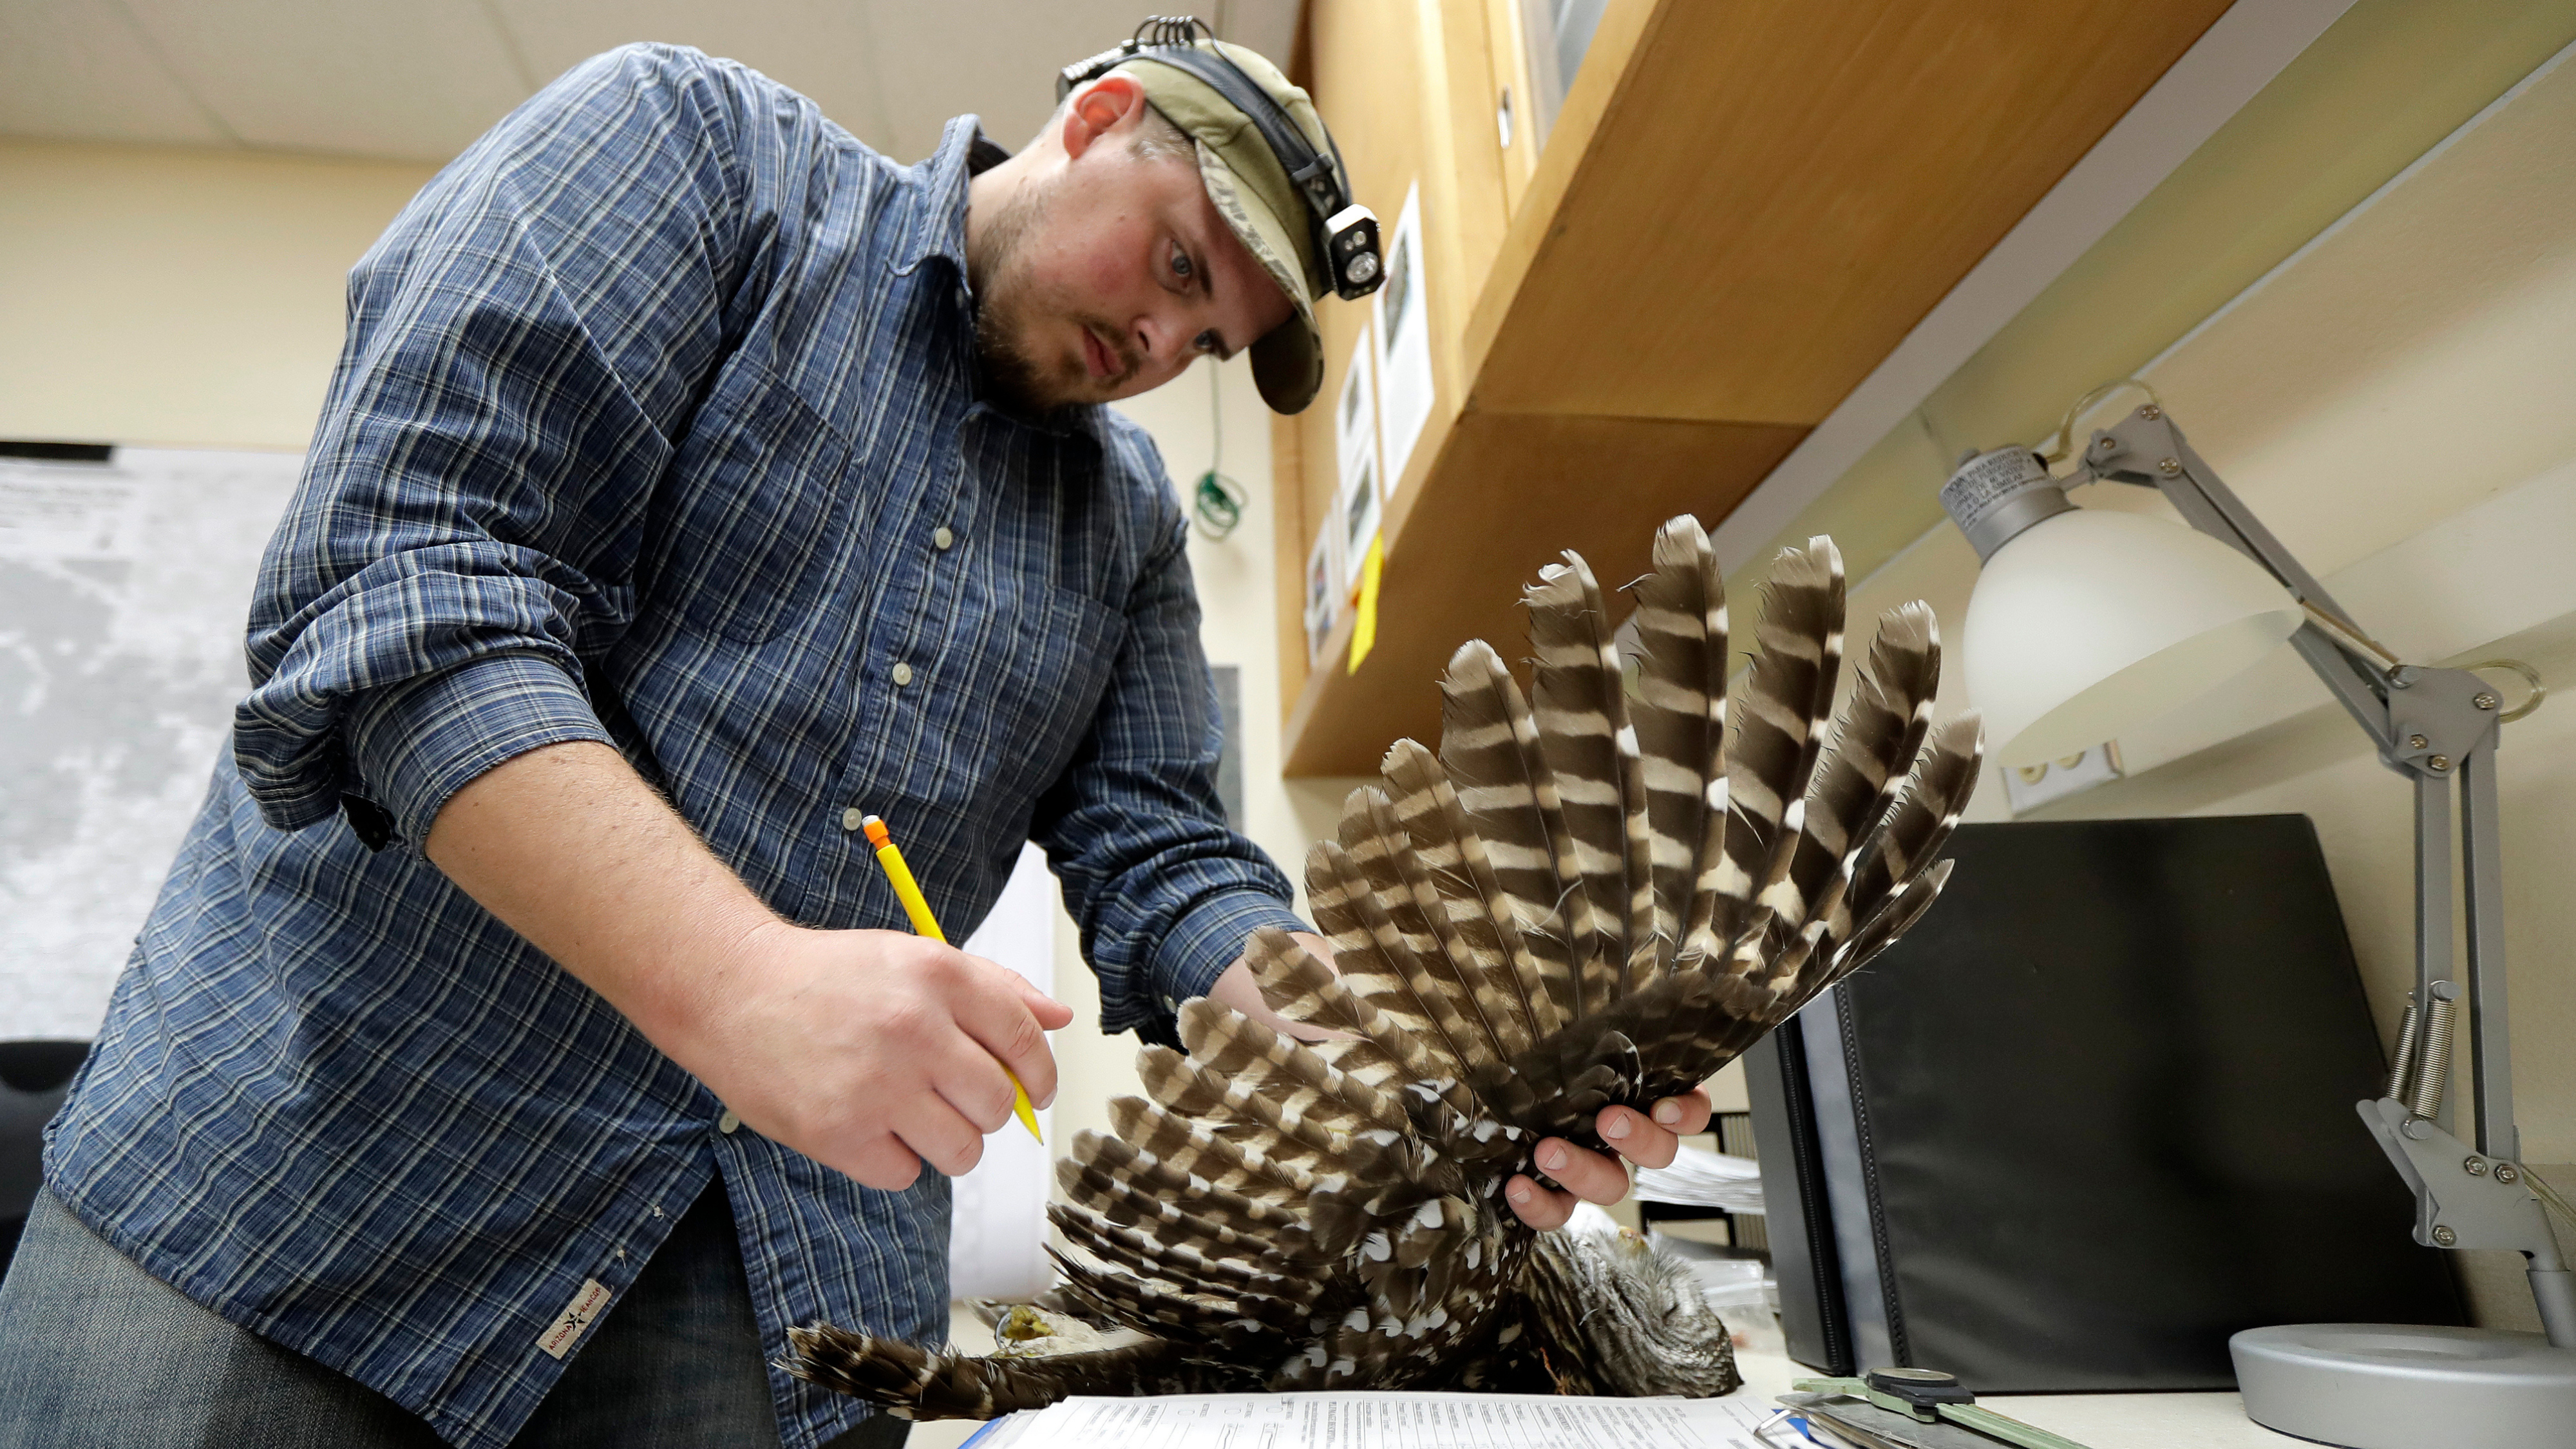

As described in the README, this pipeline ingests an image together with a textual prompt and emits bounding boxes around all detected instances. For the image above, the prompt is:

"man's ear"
[1061,73,1147,160]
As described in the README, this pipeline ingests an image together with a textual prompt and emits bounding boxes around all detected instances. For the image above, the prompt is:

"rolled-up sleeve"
[1033,507,1306,1037]
[233,44,781,843]
[339,652,609,846]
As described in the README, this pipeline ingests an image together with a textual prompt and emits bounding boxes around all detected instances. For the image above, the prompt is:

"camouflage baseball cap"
[1108,41,1346,413]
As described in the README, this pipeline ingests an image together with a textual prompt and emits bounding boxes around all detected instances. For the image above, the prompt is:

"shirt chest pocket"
[665,377,854,645]
[954,582,1126,812]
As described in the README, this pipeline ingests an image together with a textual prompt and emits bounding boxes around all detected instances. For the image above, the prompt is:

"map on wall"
[0,446,303,1041]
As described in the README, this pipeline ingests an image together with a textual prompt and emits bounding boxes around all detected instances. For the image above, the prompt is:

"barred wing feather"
[788,519,1981,1418]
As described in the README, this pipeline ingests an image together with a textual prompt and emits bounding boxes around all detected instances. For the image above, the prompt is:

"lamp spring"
[2407,989,2458,1123]
[2385,994,2421,1103]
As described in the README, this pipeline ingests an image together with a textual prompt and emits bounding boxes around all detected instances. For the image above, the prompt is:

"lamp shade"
[1962,506,2303,767]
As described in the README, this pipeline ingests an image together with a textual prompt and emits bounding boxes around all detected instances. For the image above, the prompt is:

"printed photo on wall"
[1374,182,1435,489]
[1334,327,1381,603]
[1342,455,1379,598]
[1304,522,1339,665]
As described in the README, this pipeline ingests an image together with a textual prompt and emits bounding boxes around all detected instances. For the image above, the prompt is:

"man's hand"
[1502,1090,1716,1228]
[425,741,1071,1191]
[1207,927,1716,1229]
[681,923,1072,1189]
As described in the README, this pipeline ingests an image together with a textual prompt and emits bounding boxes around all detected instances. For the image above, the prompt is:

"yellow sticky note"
[1347,534,1384,674]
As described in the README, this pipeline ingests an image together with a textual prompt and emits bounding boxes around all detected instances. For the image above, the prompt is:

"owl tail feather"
[783,1323,1256,1421]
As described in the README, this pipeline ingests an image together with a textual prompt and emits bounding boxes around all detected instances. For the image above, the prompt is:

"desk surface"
[1732,1347,2304,1448]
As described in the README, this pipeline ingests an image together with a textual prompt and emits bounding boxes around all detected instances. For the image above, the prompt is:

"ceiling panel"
[0,0,231,147]
[858,1,1180,160]
[491,0,900,154]
[119,0,536,162]
[3,0,1309,166]
[857,1,1305,160]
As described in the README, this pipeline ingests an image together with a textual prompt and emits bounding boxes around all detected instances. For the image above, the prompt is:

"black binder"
[1747,815,2465,1390]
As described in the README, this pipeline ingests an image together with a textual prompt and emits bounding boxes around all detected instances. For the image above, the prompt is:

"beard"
[967,172,1137,416]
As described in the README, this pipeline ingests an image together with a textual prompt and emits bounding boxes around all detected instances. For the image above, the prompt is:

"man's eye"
[1194,329,1221,355]
[1170,245,1194,281]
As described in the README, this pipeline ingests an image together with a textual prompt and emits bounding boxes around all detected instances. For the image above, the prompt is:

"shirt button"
[891,661,914,686]
[840,806,865,831]
[717,1109,741,1135]
[933,526,955,551]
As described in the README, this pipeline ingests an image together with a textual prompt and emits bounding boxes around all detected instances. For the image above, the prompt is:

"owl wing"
[787,518,1982,1417]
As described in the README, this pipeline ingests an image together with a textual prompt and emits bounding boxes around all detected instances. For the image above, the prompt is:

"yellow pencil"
[860,815,1044,1145]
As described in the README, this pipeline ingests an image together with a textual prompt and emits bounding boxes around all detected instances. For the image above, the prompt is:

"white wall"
[0,138,437,450]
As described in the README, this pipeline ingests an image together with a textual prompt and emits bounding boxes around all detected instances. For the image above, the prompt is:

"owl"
[789,518,1982,1417]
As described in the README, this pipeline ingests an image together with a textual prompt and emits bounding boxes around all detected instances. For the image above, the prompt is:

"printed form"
[964,1392,1777,1449]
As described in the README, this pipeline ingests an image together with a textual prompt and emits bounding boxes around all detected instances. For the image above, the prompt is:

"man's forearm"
[422,739,777,1052]
[420,738,1070,1189]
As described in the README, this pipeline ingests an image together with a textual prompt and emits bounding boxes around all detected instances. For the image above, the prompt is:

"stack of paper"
[1651,1232,1777,1316]
[1634,1144,1765,1215]
[959,1391,1779,1449]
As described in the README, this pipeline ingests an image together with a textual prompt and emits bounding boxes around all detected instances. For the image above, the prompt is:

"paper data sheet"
[967,1391,1777,1449]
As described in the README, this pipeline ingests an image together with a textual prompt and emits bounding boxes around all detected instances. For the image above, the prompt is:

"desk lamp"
[1937,396,2576,1449]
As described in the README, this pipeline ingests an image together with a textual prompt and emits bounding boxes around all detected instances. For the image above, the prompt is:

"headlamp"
[1325,204,1383,298]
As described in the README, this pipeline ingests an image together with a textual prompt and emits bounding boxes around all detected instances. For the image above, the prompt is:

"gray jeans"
[0,1186,906,1449]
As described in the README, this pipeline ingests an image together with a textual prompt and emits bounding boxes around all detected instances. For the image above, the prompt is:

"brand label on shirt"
[535,1277,613,1359]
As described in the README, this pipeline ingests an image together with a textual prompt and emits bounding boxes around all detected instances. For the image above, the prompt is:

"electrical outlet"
[2002,741,2125,815]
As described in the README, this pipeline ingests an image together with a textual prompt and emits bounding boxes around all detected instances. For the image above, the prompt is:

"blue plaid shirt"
[44,44,1301,1449]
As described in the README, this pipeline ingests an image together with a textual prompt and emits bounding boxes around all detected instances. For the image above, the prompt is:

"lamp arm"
[2072,408,2405,756]
[2069,404,2570,1343]
[2079,412,2349,612]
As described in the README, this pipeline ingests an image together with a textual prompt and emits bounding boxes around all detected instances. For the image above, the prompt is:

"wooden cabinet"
[1273,0,2233,777]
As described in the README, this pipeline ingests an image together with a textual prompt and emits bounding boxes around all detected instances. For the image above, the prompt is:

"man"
[0,35,1707,1449]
